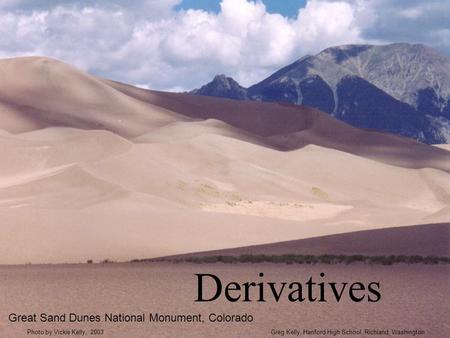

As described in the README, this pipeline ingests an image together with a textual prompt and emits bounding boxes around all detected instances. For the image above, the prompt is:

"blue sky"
[178,0,307,17]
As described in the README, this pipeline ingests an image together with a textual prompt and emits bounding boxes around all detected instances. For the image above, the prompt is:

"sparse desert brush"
[311,186,328,199]
[197,183,221,197]
[176,180,187,191]
[228,192,243,201]
[164,254,450,265]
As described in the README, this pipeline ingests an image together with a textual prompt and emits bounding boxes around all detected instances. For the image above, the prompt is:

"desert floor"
[0,263,448,338]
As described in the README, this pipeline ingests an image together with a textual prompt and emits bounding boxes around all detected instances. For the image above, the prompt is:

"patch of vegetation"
[227,192,243,202]
[176,180,187,191]
[142,254,450,265]
[311,186,328,199]
[197,183,221,197]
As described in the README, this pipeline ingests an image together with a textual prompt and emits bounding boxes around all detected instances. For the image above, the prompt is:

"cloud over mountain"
[0,0,448,90]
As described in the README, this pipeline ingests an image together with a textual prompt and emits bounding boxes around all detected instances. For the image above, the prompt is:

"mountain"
[192,74,247,100]
[193,43,450,144]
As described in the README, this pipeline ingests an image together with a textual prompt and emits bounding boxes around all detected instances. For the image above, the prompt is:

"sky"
[177,0,307,17]
[0,0,449,91]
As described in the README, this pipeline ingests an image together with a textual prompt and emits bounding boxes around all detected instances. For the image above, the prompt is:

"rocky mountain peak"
[192,74,248,100]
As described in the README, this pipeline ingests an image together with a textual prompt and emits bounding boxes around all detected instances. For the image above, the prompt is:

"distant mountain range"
[193,43,450,144]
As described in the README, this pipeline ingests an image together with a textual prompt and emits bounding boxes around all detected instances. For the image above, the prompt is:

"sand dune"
[1,56,448,170]
[134,119,271,148]
[0,57,185,137]
[0,129,132,175]
[0,56,449,264]
[161,223,450,258]
[105,80,450,172]
[0,127,448,263]
[203,201,353,222]
[435,144,450,151]
[85,132,450,213]
[0,164,127,209]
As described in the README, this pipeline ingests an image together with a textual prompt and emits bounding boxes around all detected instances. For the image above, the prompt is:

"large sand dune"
[163,223,450,258]
[105,79,450,172]
[0,56,449,264]
[0,57,185,136]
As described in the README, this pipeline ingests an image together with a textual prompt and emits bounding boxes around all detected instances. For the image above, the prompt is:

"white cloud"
[295,0,362,53]
[334,0,450,51]
[0,0,446,91]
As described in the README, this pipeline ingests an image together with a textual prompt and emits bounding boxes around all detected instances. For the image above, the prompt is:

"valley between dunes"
[0,57,449,264]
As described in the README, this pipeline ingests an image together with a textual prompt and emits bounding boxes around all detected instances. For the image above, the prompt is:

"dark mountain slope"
[194,43,450,144]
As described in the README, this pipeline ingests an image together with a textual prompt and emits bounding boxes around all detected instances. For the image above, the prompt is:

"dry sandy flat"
[0,263,448,337]
[435,144,450,151]
[0,56,449,264]
[203,201,353,222]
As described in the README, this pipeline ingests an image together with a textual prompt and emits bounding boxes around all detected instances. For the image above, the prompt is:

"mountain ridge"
[193,43,450,144]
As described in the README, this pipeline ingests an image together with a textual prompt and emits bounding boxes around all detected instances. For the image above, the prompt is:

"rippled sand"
[0,263,448,337]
